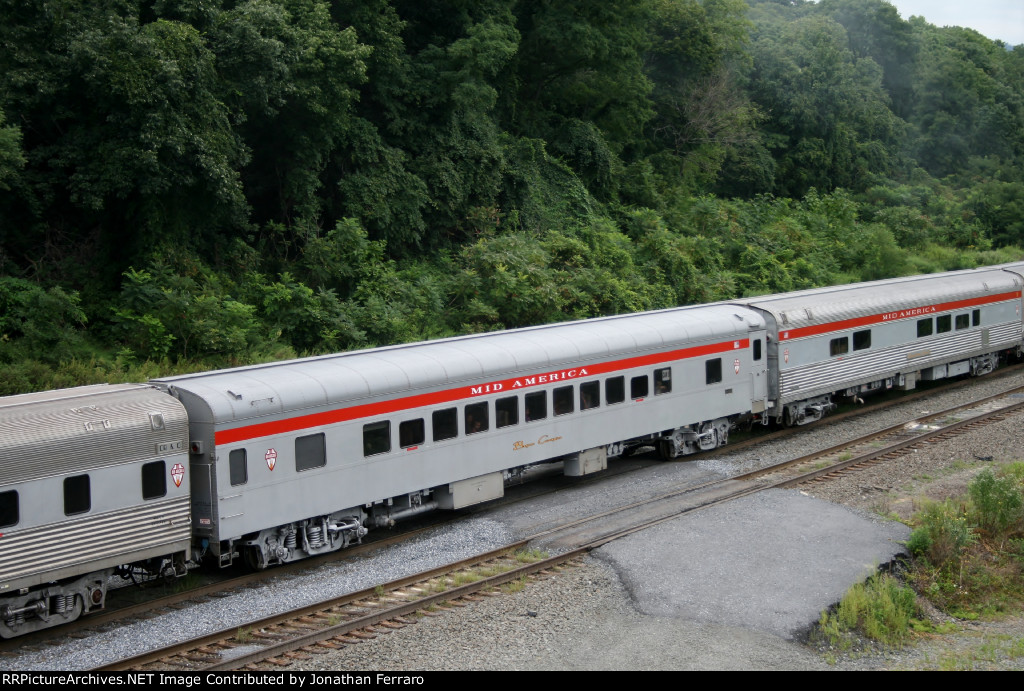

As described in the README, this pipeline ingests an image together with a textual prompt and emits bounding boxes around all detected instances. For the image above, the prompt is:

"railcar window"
[496,396,518,428]
[363,423,390,456]
[399,419,425,448]
[972,309,981,326]
[0,490,18,528]
[432,408,458,441]
[705,358,722,385]
[830,337,849,356]
[553,386,574,416]
[525,391,547,422]
[853,330,871,351]
[64,474,90,516]
[465,402,489,435]
[606,376,625,404]
[229,449,247,486]
[937,315,952,333]
[654,368,671,394]
[956,314,970,330]
[631,376,649,399]
[142,460,167,500]
[580,381,600,410]
[753,339,762,361]
[297,433,327,469]
[917,319,933,337]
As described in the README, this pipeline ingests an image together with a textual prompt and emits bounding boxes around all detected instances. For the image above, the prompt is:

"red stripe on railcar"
[777,291,1021,341]
[214,338,750,444]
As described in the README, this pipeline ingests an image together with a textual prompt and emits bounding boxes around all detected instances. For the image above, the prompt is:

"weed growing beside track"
[816,462,1024,652]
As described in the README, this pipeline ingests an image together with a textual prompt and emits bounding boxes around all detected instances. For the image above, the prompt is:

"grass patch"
[502,576,529,594]
[816,572,920,650]
[453,571,482,586]
[513,548,549,564]
[235,626,253,643]
[927,634,1024,670]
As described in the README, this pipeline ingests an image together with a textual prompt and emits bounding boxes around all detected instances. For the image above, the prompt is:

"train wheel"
[658,440,674,461]
[244,546,267,571]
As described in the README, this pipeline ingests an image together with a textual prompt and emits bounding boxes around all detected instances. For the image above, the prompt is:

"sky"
[883,0,1024,46]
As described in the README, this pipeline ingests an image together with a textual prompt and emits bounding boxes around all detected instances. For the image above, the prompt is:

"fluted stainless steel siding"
[779,322,1019,402]
[0,497,190,589]
[0,384,188,485]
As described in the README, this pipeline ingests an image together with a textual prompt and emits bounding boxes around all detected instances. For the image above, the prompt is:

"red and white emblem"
[734,358,741,374]
[265,448,277,471]
[784,348,790,363]
[171,463,185,488]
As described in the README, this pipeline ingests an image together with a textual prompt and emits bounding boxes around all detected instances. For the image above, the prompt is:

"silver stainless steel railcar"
[0,384,191,637]
[155,304,768,569]
[734,268,1024,425]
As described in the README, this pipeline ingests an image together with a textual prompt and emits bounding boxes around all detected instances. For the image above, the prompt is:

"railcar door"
[750,329,769,414]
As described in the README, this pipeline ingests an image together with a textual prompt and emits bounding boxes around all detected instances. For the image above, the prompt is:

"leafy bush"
[969,468,1024,538]
[905,500,977,567]
[0,277,86,364]
[906,465,1024,617]
[111,260,268,362]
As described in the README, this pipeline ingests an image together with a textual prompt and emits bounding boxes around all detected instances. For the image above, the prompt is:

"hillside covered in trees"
[1,0,1023,393]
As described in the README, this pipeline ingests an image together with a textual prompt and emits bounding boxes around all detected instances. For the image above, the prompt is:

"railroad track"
[754,385,1024,487]
[94,543,573,671]
[90,381,1024,672]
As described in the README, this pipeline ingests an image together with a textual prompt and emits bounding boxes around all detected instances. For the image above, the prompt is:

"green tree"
[747,14,906,196]
[643,0,761,197]
[0,3,249,270]
[502,0,654,200]
[0,109,24,192]
[910,24,1024,177]
[818,0,919,118]
[0,277,86,363]
[209,0,370,230]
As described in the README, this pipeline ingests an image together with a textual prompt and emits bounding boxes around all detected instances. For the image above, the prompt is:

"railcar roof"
[0,382,148,410]
[154,304,764,424]
[730,268,1021,329]
[0,383,187,484]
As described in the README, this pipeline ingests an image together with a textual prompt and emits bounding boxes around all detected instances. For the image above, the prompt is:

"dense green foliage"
[1,0,1023,390]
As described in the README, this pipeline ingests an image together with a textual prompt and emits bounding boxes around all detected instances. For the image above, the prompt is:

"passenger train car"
[0,384,191,637]
[1,262,1022,637]
[736,266,1024,426]
[153,303,766,570]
